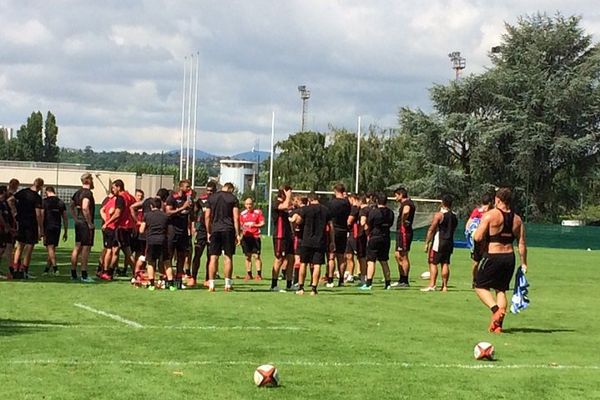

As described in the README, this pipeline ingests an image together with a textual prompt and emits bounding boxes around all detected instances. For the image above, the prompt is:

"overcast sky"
[1,1,599,155]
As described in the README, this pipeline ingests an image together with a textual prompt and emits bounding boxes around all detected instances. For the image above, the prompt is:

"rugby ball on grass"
[420,271,431,280]
[474,342,495,360]
[254,364,280,387]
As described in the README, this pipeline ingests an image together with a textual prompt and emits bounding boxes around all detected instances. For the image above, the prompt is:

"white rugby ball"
[474,342,495,360]
[254,364,280,387]
[420,271,431,280]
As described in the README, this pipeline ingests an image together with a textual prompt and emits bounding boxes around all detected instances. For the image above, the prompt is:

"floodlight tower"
[448,51,466,80]
[298,85,310,132]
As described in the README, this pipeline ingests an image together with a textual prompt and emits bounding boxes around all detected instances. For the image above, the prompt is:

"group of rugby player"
[1,172,527,332]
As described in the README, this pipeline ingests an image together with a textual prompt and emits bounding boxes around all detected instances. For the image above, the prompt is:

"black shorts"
[44,228,61,247]
[366,236,391,262]
[346,236,357,254]
[75,221,95,246]
[209,230,236,257]
[146,242,167,264]
[428,240,453,265]
[103,229,119,249]
[241,235,261,255]
[355,235,367,258]
[0,232,10,247]
[299,246,326,265]
[333,230,348,255]
[133,238,146,255]
[17,224,38,245]
[396,227,413,253]
[167,229,190,258]
[475,253,515,291]
[117,228,133,249]
[273,236,294,258]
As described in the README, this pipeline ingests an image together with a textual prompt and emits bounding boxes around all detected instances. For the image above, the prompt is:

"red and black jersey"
[272,202,293,239]
[397,198,416,233]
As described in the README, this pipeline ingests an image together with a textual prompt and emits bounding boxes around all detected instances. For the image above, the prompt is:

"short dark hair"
[0,185,7,196]
[496,187,512,206]
[45,186,55,194]
[206,181,217,192]
[135,189,144,197]
[394,187,408,197]
[113,179,125,191]
[481,192,494,206]
[376,192,387,205]
[156,188,170,202]
[441,194,453,208]
[151,197,162,209]
[223,182,234,192]
[307,191,319,201]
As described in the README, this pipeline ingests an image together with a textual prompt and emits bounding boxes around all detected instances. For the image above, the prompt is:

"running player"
[326,183,351,287]
[392,187,415,288]
[239,197,265,281]
[205,182,240,292]
[70,173,96,283]
[13,178,44,279]
[473,187,528,333]
[422,194,458,292]
[290,192,334,295]
[271,185,294,292]
[165,180,193,288]
[359,192,395,290]
[465,192,494,287]
[42,186,68,276]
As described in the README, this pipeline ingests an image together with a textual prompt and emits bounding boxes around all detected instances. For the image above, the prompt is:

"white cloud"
[0,0,599,155]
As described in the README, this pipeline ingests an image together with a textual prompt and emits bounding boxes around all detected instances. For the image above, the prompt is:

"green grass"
[1,230,599,399]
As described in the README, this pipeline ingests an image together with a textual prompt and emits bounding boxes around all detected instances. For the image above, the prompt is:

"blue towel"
[510,266,530,314]
[465,217,480,251]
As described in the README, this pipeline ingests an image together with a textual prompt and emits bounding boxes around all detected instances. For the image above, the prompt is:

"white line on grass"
[3,359,599,370]
[0,322,306,331]
[73,303,144,329]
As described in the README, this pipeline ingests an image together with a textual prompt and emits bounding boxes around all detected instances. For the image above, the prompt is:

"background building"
[0,160,174,203]
[218,159,256,194]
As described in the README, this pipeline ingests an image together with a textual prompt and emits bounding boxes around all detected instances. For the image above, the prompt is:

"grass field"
[1,230,599,399]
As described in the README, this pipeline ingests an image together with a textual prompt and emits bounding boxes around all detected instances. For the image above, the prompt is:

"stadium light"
[298,85,310,132]
[448,51,466,80]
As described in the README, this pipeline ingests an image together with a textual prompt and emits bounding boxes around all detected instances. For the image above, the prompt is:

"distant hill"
[231,150,271,163]
[168,149,272,162]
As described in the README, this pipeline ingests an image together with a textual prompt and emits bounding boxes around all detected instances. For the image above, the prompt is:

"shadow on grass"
[502,327,575,334]
[0,318,74,336]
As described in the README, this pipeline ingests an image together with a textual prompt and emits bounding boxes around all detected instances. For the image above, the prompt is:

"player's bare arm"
[514,215,528,271]
[473,212,491,243]
[424,212,442,252]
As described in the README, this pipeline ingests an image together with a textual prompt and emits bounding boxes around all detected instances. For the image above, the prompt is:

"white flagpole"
[191,51,199,189]
[267,111,275,237]
[179,56,187,181]
[355,116,361,193]
[185,54,194,180]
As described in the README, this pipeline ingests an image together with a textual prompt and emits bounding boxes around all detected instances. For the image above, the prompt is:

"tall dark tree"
[43,111,59,162]
[16,111,44,161]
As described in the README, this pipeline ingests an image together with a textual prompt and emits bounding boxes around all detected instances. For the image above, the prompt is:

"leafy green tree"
[16,111,44,161]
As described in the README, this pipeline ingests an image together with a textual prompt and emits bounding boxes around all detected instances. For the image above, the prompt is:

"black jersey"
[72,188,95,223]
[489,210,516,245]
[206,191,239,233]
[43,196,66,230]
[367,206,395,239]
[144,209,169,245]
[15,188,42,225]
[328,197,351,232]
[438,210,458,241]
[166,192,191,234]
[297,203,331,249]
[397,198,416,231]
[272,202,293,239]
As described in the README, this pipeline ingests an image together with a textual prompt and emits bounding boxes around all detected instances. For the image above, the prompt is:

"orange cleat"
[488,307,506,333]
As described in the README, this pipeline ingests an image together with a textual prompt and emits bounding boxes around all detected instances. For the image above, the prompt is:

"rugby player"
[0,186,17,278]
[422,194,458,292]
[205,182,240,291]
[473,187,528,333]
[239,197,265,281]
[42,186,68,276]
[270,185,294,292]
[344,194,359,283]
[192,181,215,288]
[359,192,394,290]
[392,187,415,288]
[290,192,334,295]
[326,183,351,287]
[70,173,96,283]
[140,197,174,291]
[12,178,44,279]
[465,192,494,288]
[165,180,194,289]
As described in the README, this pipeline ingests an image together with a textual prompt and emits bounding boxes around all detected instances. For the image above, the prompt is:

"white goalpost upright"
[267,111,275,237]
[179,57,187,181]
[355,115,361,193]
[191,52,199,189]
[179,53,200,186]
